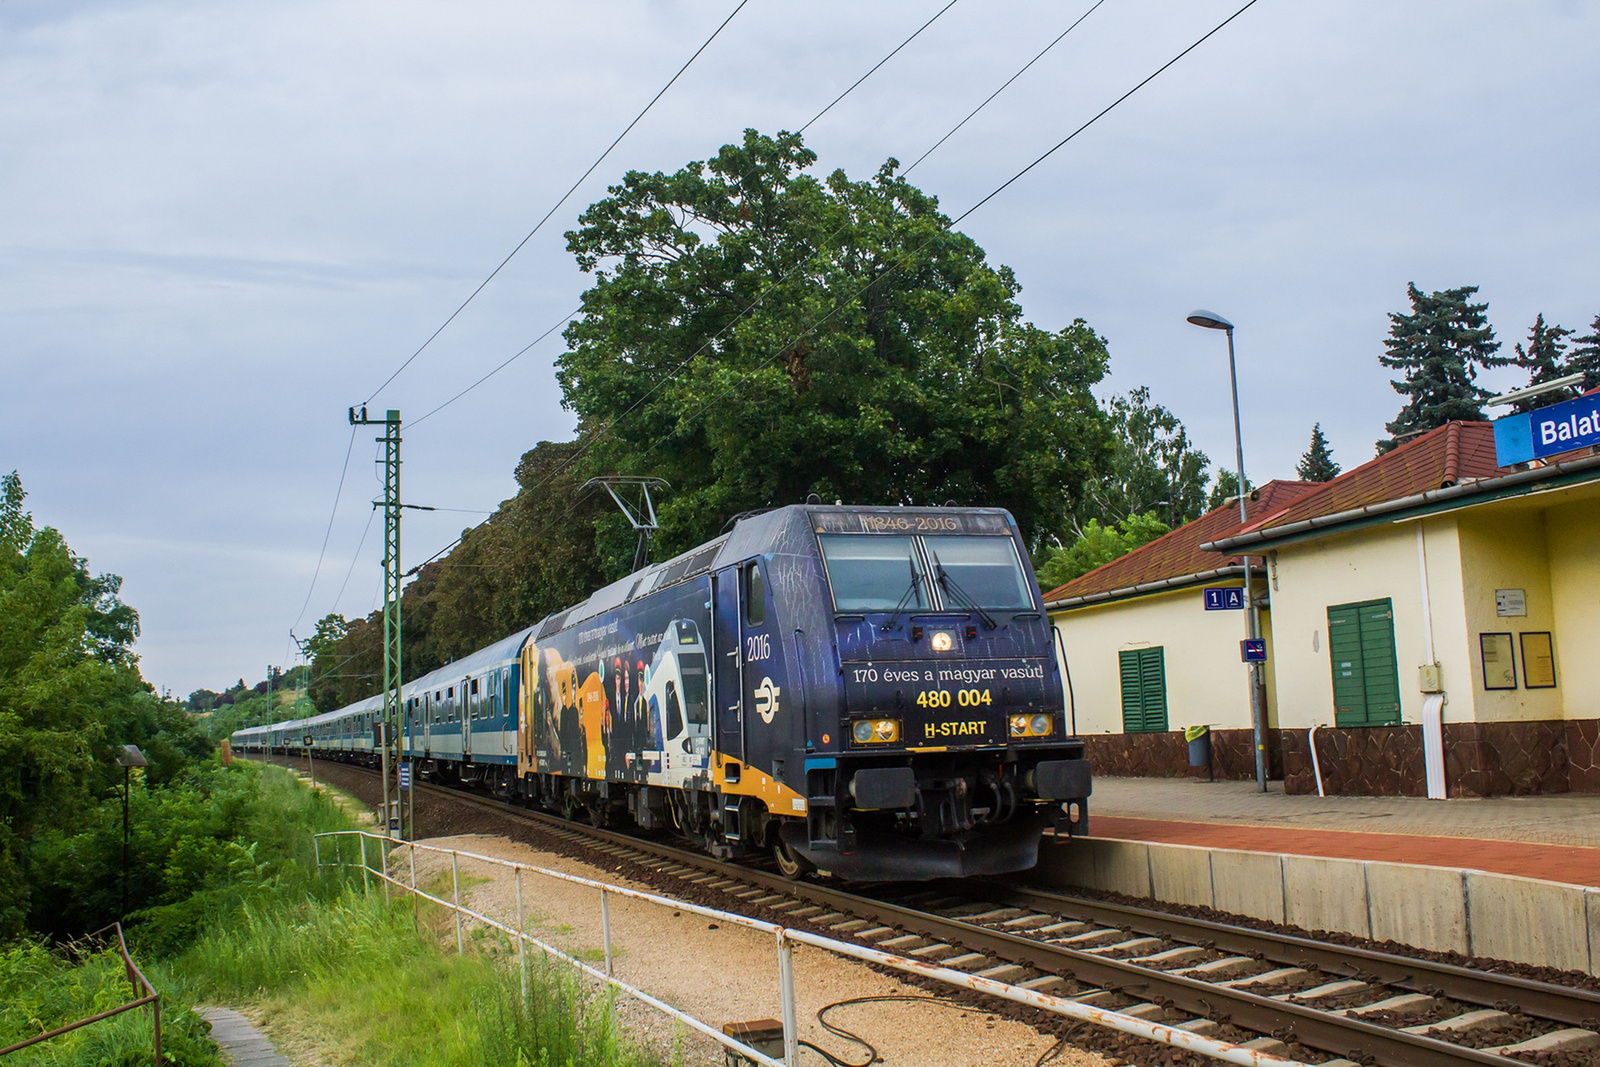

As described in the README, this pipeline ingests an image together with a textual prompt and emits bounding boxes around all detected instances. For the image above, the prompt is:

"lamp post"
[1187,310,1268,792]
[116,745,148,919]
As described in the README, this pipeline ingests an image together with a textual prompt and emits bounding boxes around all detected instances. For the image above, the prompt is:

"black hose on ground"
[796,994,1085,1067]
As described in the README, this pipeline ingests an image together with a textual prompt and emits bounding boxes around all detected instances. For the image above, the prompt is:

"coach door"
[461,676,474,759]
[712,567,745,768]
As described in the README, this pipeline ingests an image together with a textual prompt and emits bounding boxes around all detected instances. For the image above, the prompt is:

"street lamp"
[116,745,148,919]
[1187,310,1269,792]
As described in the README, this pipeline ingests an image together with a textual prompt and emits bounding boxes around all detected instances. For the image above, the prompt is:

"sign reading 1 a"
[1204,587,1245,611]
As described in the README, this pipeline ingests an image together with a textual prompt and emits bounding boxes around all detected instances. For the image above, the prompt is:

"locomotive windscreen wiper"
[929,550,998,630]
[879,567,927,631]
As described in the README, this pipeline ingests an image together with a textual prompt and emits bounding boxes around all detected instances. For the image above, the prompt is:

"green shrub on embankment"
[180,884,665,1067]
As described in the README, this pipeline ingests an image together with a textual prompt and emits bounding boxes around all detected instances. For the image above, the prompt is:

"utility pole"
[350,406,404,839]
[265,663,272,748]
[290,633,316,789]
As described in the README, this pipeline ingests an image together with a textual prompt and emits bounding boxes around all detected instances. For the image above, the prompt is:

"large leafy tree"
[1511,313,1578,412]
[557,129,1110,562]
[1377,283,1506,452]
[1296,423,1341,482]
[1035,512,1170,593]
[1074,387,1210,534]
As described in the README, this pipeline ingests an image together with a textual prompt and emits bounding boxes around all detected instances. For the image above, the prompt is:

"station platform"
[1088,776,1600,886]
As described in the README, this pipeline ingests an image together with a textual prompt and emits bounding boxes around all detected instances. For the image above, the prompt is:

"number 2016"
[745,634,771,662]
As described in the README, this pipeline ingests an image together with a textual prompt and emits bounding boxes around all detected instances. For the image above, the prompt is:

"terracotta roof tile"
[1043,479,1316,604]
[1242,422,1511,534]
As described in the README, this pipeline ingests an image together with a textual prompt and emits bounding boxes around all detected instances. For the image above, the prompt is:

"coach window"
[817,534,928,613]
[744,561,766,626]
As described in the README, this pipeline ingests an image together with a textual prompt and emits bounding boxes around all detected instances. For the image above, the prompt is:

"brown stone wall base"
[1081,728,1270,783]
[1091,719,1600,797]
[1278,718,1600,797]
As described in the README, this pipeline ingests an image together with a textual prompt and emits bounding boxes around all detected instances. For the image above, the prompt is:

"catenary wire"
[405,0,972,432]
[797,0,960,134]
[331,505,378,616]
[292,425,358,630]
[362,0,752,406]
[903,0,1110,174]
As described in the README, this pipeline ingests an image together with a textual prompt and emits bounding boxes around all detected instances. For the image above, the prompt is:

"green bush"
[0,940,219,1067]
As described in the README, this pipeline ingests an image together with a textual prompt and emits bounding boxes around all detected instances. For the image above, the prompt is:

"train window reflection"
[679,653,709,724]
[924,535,1034,611]
[818,535,928,613]
[665,680,684,739]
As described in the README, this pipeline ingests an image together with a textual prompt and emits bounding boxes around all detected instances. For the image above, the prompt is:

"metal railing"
[317,829,1306,1067]
[0,923,160,1064]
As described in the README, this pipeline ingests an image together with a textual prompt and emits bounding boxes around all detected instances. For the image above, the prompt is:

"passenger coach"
[235,504,1091,881]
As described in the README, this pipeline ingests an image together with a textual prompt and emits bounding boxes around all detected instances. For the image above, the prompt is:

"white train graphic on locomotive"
[233,505,1091,880]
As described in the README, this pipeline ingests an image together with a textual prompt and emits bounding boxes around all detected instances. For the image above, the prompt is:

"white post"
[516,867,528,1002]
[381,838,390,904]
[451,851,463,954]
[410,846,419,927]
[313,834,322,870]
[601,888,614,978]
[360,834,370,895]
[776,930,798,1067]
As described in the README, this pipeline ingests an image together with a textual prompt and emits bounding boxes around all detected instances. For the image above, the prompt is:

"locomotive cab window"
[818,535,928,613]
[665,680,684,739]
[923,535,1034,611]
[744,562,766,626]
[679,653,709,724]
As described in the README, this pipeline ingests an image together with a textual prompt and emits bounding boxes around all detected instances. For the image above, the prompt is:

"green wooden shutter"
[1327,599,1400,726]
[1119,647,1168,733]
[1358,600,1401,725]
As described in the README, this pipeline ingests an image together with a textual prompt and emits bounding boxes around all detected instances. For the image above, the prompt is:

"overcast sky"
[4,0,1597,696]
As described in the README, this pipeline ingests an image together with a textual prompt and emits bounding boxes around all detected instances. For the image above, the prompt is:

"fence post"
[776,930,798,1067]
[515,867,528,1003]
[601,888,614,978]
[381,838,390,905]
[152,993,162,1066]
[410,846,419,927]
[360,834,370,895]
[451,851,463,954]
[313,834,322,871]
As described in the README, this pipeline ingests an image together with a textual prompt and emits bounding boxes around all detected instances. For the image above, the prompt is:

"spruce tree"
[1296,423,1341,481]
[1377,283,1506,452]
[1511,313,1576,412]
[1569,313,1600,393]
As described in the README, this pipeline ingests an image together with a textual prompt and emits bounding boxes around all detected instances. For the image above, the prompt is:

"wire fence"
[315,829,1305,1067]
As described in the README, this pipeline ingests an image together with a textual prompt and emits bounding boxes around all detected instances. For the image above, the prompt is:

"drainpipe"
[1416,522,1446,800]
[1308,723,1326,798]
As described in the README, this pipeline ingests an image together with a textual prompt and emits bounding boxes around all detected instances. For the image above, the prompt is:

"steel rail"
[988,882,1600,1027]
[278,758,1564,1067]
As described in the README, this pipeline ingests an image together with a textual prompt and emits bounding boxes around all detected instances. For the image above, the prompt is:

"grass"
[180,889,667,1067]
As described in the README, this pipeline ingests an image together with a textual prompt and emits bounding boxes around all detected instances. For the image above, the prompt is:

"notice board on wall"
[1479,632,1517,690]
[1520,631,1557,688]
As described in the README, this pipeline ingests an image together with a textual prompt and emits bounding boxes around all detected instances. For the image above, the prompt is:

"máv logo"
[754,677,781,724]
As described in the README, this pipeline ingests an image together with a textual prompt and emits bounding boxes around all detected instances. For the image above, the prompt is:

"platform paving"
[1088,776,1600,885]
[197,1007,289,1066]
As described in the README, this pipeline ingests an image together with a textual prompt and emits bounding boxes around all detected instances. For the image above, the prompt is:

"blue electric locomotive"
[233,503,1090,881]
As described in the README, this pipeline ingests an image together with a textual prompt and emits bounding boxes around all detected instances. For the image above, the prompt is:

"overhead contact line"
[362,0,753,407]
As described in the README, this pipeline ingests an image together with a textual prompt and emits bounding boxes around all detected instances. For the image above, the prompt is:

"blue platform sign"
[1204,587,1245,611]
[1240,638,1267,662]
[1493,391,1600,466]
[398,762,411,791]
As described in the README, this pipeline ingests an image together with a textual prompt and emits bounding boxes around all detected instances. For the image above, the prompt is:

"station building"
[1046,421,1600,797]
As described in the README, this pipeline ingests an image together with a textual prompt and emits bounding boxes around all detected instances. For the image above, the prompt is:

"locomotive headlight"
[1030,713,1052,737]
[1009,714,1054,738]
[929,630,955,652]
[852,718,900,744]
[1009,714,1030,737]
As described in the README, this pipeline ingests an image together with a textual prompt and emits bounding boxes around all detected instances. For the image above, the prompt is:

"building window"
[1118,647,1168,733]
[1327,598,1401,727]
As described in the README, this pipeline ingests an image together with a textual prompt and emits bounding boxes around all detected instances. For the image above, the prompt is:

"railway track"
[285,758,1600,1067]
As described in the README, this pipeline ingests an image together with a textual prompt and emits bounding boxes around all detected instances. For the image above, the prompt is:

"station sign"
[1493,390,1600,466]
[1204,587,1245,611]
[1240,638,1266,662]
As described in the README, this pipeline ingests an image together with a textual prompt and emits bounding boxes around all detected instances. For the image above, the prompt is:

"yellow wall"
[1455,509,1563,722]
[1265,519,1468,731]
[1546,496,1600,719]
[1052,581,1260,736]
